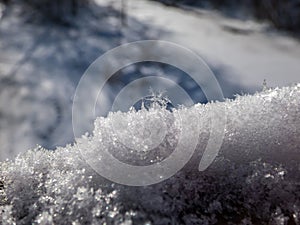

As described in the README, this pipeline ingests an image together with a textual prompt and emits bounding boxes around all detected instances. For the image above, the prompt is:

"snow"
[1,0,300,160]
[108,0,300,88]
[0,1,300,223]
[0,84,300,224]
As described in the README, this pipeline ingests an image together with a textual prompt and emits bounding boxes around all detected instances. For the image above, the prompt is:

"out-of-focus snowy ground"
[0,0,299,160]
[1,0,300,160]
[118,0,300,88]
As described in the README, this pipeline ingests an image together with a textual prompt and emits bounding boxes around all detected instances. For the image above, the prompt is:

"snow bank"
[0,84,299,224]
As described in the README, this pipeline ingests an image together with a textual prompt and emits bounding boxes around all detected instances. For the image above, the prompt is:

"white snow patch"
[0,84,299,224]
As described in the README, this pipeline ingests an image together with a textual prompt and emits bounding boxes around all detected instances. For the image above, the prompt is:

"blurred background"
[0,0,299,160]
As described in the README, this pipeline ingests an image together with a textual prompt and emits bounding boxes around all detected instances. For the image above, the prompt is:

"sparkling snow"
[0,85,299,224]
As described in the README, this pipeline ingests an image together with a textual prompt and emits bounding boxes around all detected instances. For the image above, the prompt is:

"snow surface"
[0,2,300,223]
[104,0,300,88]
[0,85,299,224]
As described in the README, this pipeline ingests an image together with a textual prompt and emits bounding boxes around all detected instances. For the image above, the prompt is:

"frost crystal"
[0,84,300,224]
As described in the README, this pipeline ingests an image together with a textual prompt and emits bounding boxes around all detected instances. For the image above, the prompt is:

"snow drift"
[0,84,299,224]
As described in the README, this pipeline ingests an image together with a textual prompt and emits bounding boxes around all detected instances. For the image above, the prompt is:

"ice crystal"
[0,84,300,224]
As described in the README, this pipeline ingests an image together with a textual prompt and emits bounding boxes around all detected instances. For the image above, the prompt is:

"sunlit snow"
[0,84,299,224]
